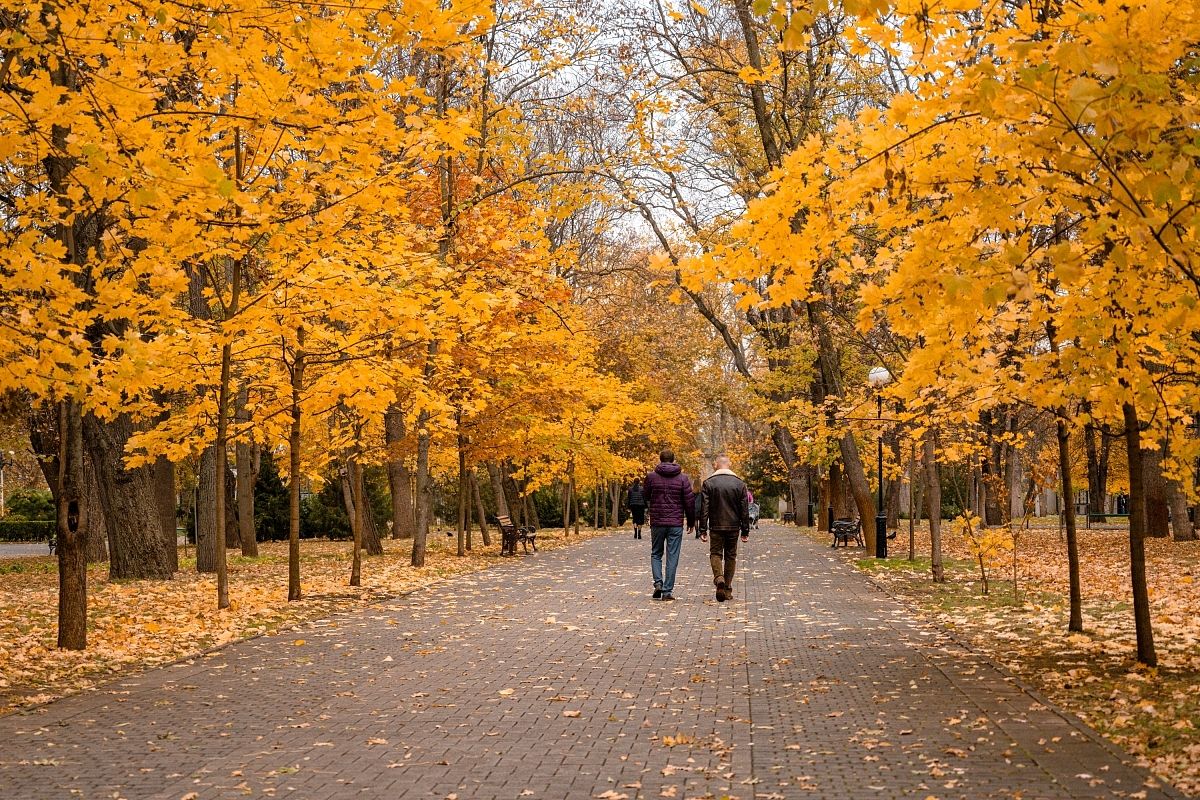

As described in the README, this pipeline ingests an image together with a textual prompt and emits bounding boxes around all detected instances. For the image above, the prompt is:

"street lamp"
[0,450,14,518]
[867,368,893,558]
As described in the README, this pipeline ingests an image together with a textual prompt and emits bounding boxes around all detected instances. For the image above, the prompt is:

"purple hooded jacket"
[643,462,696,528]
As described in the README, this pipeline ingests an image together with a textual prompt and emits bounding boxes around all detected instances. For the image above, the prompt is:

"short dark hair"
[659,449,675,463]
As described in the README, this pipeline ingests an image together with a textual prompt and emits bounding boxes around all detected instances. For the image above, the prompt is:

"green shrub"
[6,488,54,521]
[0,519,55,542]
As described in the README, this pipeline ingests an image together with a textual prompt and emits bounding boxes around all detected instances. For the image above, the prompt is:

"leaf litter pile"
[0,529,602,716]
[828,524,1200,796]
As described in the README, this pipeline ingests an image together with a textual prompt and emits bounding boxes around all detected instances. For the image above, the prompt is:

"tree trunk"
[30,405,107,563]
[886,435,902,529]
[456,422,467,557]
[1168,477,1195,541]
[197,445,219,574]
[502,467,522,526]
[361,495,383,555]
[829,462,847,519]
[922,434,945,583]
[983,414,1005,526]
[561,470,573,536]
[770,425,807,525]
[83,413,174,580]
[412,412,433,567]
[1122,402,1157,666]
[471,471,491,546]
[152,456,177,569]
[525,492,539,530]
[85,454,109,563]
[731,0,782,168]
[817,472,830,531]
[56,400,89,650]
[287,334,304,602]
[487,461,511,517]
[345,461,363,586]
[235,386,258,557]
[908,444,919,561]
[384,405,416,539]
[1057,418,1084,632]
[1085,422,1102,515]
[1143,441,1170,537]
[223,464,239,549]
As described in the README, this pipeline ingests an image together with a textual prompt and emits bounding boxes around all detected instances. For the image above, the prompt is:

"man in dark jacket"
[698,455,750,602]
[643,449,695,601]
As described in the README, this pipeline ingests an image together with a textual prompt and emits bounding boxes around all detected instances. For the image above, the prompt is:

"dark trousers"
[708,529,740,586]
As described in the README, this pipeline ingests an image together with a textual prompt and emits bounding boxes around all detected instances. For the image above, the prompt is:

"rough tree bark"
[196,446,219,574]
[1122,401,1157,666]
[56,400,89,649]
[1057,418,1084,632]
[1143,442,1170,538]
[470,471,491,546]
[234,386,258,557]
[287,331,304,601]
[223,464,239,549]
[83,413,173,580]
[1084,422,1112,515]
[412,408,433,568]
[384,406,416,539]
[922,434,945,583]
[1168,477,1196,541]
[487,462,510,518]
[152,456,177,569]
[807,298,878,550]
[85,455,109,563]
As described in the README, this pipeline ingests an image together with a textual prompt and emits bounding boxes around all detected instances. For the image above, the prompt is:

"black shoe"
[715,579,726,602]
[653,587,662,599]
[661,593,675,602]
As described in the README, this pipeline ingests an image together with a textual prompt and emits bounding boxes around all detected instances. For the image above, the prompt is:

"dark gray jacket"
[700,470,750,535]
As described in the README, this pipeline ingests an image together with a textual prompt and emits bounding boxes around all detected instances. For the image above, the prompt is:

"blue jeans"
[650,525,683,594]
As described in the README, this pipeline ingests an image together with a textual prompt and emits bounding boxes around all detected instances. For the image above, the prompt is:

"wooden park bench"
[497,514,537,556]
[831,518,864,548]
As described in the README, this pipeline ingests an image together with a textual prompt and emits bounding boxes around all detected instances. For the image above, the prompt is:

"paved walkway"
[0,542,53,558]
[0,525,1181,799]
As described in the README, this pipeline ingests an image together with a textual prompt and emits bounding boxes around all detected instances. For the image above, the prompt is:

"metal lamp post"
[867,368,892,558]
[0,450,14,518]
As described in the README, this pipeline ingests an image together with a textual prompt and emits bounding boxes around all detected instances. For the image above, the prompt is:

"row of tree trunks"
[32,405,183,572]
[340,458,384,559]
[807,297,878,551]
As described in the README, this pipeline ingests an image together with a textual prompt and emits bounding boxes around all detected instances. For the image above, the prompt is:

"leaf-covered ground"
[0,528,602,717]
[813,522,1200,797]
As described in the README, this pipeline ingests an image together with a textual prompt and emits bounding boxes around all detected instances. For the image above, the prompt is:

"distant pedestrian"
[627,479,647,539]
[699,455,750,602]
[643,449,696,602]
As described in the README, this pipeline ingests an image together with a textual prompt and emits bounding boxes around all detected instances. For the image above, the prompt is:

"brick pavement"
[0,524,1183,799]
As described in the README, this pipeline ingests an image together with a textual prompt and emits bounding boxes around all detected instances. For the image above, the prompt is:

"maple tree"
[699,0,1200,664]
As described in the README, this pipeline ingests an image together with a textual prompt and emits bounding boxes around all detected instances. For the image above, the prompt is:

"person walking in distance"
[643,449,696,601]
[698,455,750,602]
[627,478,647,540]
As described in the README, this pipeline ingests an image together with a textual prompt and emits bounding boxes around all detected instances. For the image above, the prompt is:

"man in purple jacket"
[643,449,696,601]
